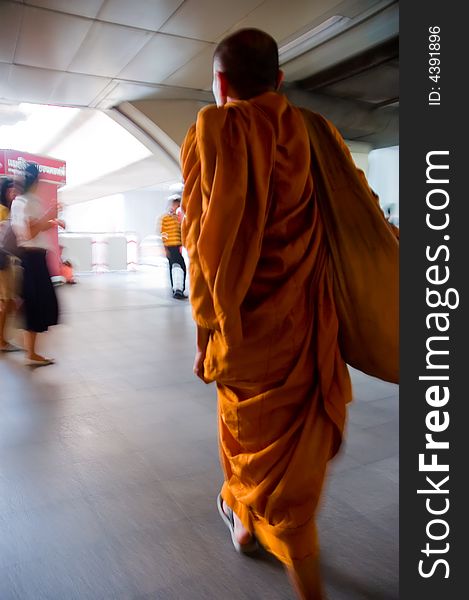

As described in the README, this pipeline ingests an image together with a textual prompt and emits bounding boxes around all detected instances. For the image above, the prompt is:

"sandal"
[1,342,22,352]
[216,494,258,554]
[25,357,55,367]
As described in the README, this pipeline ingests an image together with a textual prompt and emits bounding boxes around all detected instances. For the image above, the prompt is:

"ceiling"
[0,0,399,201]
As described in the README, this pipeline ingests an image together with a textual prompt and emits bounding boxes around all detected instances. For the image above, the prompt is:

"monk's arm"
[184,105,272,346]
[181,122,219,330]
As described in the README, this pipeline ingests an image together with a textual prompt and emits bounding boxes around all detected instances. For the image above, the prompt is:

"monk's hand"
[193,349,207,382]
[194,325,210,383]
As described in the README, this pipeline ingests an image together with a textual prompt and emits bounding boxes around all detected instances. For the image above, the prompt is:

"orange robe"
[181,92,398,565]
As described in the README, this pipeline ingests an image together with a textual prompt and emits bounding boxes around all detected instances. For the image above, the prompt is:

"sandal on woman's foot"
[25,357,55,367]
[1,342,22,352]
[216,494,258,555]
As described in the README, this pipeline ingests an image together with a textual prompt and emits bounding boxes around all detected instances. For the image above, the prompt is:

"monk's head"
[212,28,284,106]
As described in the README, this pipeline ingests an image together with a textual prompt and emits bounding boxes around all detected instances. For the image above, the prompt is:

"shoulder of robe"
[299,108,361,171]
[181,122,196,147]
[197,104,223,127]
[185,122,196,138]
[197,102,274,152]
[299,108,337,135]
[196,104,245,151]
[197,101,259,128]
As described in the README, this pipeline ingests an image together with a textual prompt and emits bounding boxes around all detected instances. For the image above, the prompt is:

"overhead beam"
[298,36,399,92]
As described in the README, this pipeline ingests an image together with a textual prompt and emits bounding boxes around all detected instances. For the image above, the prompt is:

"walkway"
[0,269,398,599]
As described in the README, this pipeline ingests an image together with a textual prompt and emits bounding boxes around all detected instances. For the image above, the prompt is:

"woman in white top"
[11,162,63,366]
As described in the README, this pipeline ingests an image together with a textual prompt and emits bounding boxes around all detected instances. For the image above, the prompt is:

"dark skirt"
[21,249,59,333]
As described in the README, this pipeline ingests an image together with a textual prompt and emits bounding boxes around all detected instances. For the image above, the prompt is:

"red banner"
[0,149,66,185]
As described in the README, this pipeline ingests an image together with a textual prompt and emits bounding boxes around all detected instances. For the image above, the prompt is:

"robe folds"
[181,92,398,565]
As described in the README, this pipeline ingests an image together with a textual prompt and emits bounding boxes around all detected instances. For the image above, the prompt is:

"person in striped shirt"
[159,195,187,298]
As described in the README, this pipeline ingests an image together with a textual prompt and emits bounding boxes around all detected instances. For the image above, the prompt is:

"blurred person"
[385,203,400,235]
[0,177,21,352]
[61,260,76,285]
[58,244,77,284]
[11,163,63,366]
[159,194,187,299]
[181,29,399,599]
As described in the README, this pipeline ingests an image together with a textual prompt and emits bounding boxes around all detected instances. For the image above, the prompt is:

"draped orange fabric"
[181,92,397,565]
[300,110,399,383]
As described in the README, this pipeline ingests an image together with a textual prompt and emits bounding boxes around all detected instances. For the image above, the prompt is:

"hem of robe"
[221,483,319,567]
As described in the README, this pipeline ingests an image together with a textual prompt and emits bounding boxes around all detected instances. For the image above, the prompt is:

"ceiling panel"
[0,2,23,63]
[69,21,152,77]
[95,81,212,109]
[6,65,64,104]
[119,33,208,84]
[221,0,347,44]
[96,82,163,108]
[14,6,92,71]
[26,0,105,19]
[163,44,215,91]
[50,72,112,106]
[97,0,184,31]
[160,0,265,42]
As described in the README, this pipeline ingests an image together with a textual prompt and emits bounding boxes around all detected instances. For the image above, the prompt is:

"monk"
[181,28,398,600]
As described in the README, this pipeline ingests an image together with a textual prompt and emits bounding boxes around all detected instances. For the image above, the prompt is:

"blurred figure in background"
[60,259,76,285]
[11,163,63,366]
[58,244,77,285]
[0,177,21,352]
[384,202,400,235]
[159,194,187,299]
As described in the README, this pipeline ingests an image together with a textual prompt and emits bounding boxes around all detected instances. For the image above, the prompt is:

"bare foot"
[27,353,49,361]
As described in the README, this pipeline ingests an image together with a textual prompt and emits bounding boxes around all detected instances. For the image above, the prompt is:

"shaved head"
[213,28,280,100]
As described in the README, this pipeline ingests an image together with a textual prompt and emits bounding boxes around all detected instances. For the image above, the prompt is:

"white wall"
[348,141,372,176]
[63,189,171,239]
[123,190,170,240]
[367,146,399,224]
[63,194,125,233]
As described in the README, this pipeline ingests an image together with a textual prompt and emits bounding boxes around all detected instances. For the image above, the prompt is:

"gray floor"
[0,268,398,600]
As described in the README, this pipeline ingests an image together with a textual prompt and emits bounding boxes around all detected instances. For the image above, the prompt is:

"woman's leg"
[1,298,18,348]
[0,299,7,346]
[0,264,16,348]
[24,330,38,359]
[24,330,54,364]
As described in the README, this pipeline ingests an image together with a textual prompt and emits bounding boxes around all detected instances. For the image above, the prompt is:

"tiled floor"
[0,268,398,599]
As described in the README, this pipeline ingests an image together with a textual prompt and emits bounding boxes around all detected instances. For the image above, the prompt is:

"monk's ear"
[276,70,285,90]
[213,70,229,106]
[218,71,230,105]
